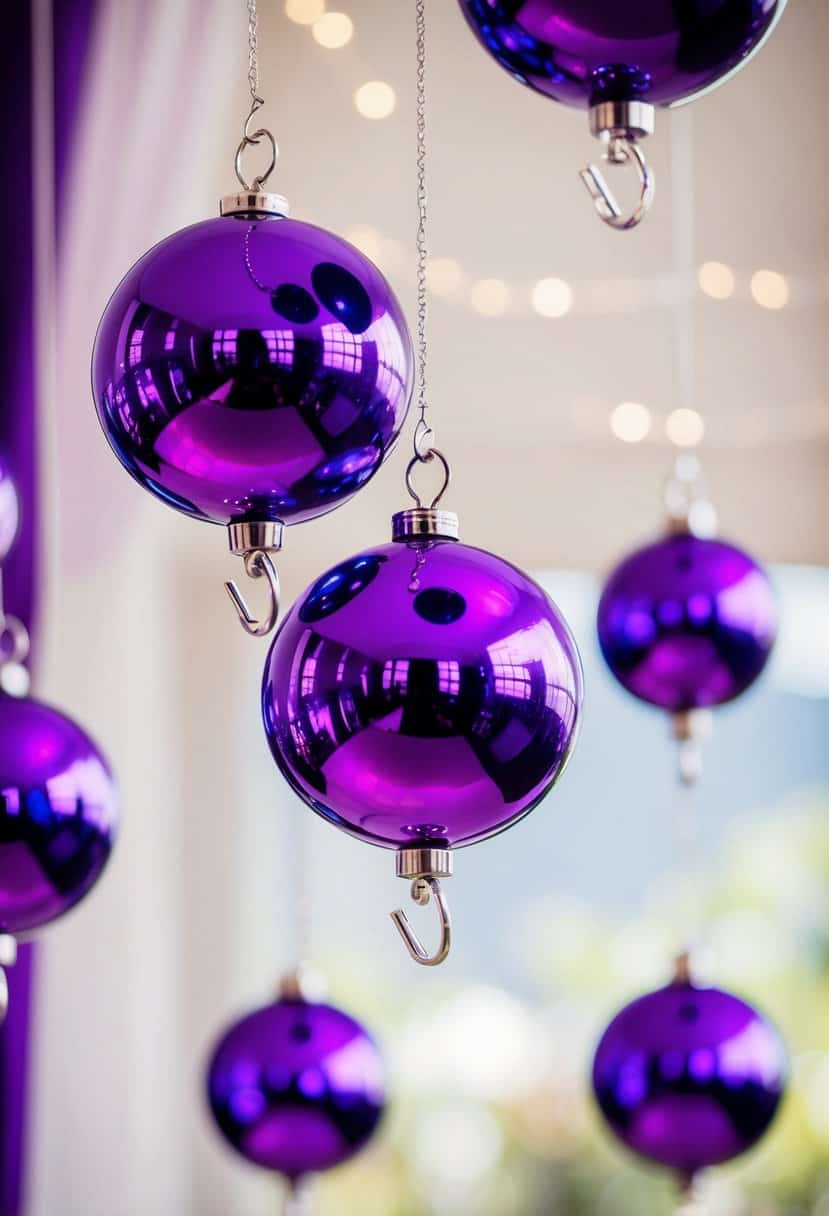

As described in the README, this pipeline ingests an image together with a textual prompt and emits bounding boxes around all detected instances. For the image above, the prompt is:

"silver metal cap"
[395,847,454,880]
[227,520,284,556]
[391,508,459,543]
[590,100,655,142]
[220,191,290,218]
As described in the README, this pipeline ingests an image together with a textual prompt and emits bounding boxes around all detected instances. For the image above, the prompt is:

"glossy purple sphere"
[458,0,785,110]
[0,459,20,562]
[597,534,777,713]
[0,693,118,936]
[262,539,582,850]
[207,996,385,1178]
[593,981,787,1175]
[93,216,413,527]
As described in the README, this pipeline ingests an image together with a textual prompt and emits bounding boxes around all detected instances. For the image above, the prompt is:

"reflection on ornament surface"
[207,995,385,1178]
[262,540,582,849]
[597,535,777,712]
[593,980,787,1175]
[0,693,118,935]
[457,0,786,109]
[93,217,412,526]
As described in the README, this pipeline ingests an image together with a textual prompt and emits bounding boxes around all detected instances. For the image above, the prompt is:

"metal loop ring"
[235,128,278,192]
[0,614,30,667]
[579,137,655,232]
[413,419,435,461]
[404,448,451,509]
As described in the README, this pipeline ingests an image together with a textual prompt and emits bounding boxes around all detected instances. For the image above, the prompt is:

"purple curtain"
[0,3,98,1211]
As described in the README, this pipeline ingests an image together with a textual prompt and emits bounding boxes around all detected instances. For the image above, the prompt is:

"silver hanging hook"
[224,550,281,638]
[580,100,656,232]
[391,877,452,967]
[580,137,655,231]
[390,848,453,966]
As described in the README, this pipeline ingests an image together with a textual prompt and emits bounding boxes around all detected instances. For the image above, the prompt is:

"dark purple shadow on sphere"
[457,0,786,109]
[0,694,118,936]
[597,534,777,713]
[92,217,413,527]
[262,540,583,850]
[206,998,385,1179]
[592,981,787,1176]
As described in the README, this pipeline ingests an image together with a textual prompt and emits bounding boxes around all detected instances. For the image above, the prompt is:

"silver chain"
[247,0,261,105]
[413,0,432,461]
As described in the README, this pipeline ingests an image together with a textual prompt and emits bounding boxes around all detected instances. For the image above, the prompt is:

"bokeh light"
[354,81,397,120]
[698,261,736,300]
[751,269,790,310]
[285,0,325,24]
[610,401,652,443]
[666,407,705,447]
[469,278,510,317]
[312,11,354,48]
[532,277,574,318]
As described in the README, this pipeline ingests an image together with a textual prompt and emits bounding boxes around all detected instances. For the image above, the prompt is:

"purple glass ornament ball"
[593,981,787,1175]
[0,459,20,562]
[207,996,385,1178]
[0,693,118,936]
[262,540,582,850]
[458,0,785,110]
[92,216,413,527]
[597,534,777,713]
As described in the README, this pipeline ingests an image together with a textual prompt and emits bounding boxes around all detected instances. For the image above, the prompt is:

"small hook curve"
[224,550,281,637]
[390,877,452,967]
[579,137,655,231]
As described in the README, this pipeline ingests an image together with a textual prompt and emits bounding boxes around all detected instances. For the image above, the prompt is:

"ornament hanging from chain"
[597,454,777,784]
[0,462,119,1024]
[92,0,413,638]
[260,0,583,968]
[206,971,386,1211]
[456,0,787,230]
[592,952,787,1196]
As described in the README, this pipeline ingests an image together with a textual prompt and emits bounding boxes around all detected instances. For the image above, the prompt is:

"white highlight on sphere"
[426,257,465,297]
[610,401,652,443]
[354,81,397,120]
[698,261,735,300]
[312,11,354,47]
[666,407,705,447]
[532,277,573,318]
[469,278,510,317]
[285,0,325,24]
[751,269,790,310]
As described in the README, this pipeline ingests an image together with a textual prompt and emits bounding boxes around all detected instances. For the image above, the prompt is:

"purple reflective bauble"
[262,540,582,850]
[207,996,385,1178]
[593,981,787,1175]
[92,216,413,526]
[597,534,777,713]
[0,693,118,936]
[0,460,20,562]
[458,0,785,109]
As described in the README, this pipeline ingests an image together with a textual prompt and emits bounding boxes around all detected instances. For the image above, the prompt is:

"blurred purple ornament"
[93,203,413,636]
[597,533,777,713]
[592,976,787,1179]
[206,991,385,1180]
[262,506,582,964]
[0,693,118,936]
[457,0,786,229]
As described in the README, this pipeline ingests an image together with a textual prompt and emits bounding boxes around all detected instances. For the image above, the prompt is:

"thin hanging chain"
[413,0,432,461]
[247,0,262,108]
